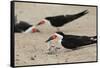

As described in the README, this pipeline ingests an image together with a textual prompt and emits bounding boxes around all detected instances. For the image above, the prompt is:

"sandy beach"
[14,2,97,66]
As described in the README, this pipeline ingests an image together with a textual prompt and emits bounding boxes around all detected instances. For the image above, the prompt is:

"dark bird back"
[15,21,32,32]
[45,10,88,27]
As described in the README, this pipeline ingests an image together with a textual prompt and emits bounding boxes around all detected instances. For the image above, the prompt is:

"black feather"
[45,10,88,27]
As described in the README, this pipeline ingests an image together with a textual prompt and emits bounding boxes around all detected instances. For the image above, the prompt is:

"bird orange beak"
[37,20,45,26]
[45,35,57,42]
[32,28,40,33]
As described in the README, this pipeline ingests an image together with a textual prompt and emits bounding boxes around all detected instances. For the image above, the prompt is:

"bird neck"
[54,33,63,43]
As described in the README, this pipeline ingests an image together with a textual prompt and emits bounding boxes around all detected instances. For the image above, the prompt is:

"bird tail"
[74,10,88,17]
[80,35,97,47]
[90,36,97,43]
[65,10,88,22]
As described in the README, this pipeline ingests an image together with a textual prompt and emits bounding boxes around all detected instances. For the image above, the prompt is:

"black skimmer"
[37,10,88,31]
[15,21,40,33]
[46,32,97,50]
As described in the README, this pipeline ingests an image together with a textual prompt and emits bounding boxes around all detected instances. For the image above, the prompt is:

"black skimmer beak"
[45,35,57,42]
[32,28,40,32]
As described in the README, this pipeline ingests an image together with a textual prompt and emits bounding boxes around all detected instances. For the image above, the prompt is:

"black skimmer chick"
[37,10,88,31]
[46,32,97,50]
[15,21,40,33]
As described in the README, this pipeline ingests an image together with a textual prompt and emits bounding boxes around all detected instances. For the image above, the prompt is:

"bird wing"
[17,21,32,31]
[64,10,88,23]
[63,35,92,45]
[45,15,67,27]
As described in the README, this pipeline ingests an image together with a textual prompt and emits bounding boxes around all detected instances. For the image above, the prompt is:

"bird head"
[46,34,57,42]
[45,32,64,43]
[37,19,46,26]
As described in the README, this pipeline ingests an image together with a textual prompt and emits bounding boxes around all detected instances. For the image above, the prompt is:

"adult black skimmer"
[37,10,88,31]
[46,32,97,50]
[15,21,40,33]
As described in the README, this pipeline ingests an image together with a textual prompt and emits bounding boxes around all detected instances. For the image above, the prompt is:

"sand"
[14,2,97,66]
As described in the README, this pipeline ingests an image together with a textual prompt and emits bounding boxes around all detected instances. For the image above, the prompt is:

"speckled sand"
[14,2,97,66]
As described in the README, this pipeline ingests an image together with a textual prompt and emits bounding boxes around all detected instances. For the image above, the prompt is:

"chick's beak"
[45,35,57,43]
